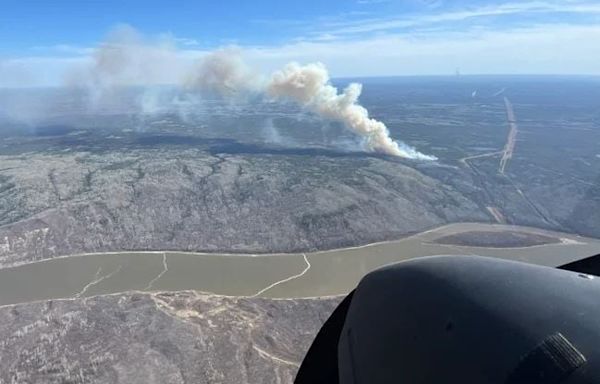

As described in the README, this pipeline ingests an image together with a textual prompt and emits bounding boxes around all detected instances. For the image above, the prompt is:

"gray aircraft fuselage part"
[295,255,600,383]
[338,256,599,383]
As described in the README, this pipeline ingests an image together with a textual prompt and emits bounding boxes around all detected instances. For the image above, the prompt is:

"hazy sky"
[1,0,600,87]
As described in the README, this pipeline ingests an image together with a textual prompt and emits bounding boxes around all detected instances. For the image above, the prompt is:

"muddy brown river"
[1,223,599,306]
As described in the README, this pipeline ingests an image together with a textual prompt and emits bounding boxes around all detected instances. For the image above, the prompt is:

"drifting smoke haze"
[80,26,180,86]
[185,48,261,97]
[261,117,284,145]
[65,25,194,113]
[0,25,435,160]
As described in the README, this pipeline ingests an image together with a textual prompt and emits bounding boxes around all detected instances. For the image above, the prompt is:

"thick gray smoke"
[182,54,434,159]
[266,62,435,160]
[2,26,435,160]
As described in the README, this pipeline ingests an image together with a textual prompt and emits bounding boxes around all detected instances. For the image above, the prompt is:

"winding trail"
[459,151,503,166]
[250,253,311,297]
[144,253,169,290]
[253,345,300,367]
[459,96,519,223]
[75,265,122,298]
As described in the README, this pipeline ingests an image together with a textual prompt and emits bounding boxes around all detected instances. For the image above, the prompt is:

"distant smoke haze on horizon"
[0,25,438,159]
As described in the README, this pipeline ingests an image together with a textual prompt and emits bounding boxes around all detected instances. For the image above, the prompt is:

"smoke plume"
[183,54,434,159]
[2,25,436,160]
[185,48,260,97]
[266,62,435,159]
[65,25,191,112]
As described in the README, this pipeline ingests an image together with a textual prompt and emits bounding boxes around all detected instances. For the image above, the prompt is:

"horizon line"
[1,73,599,91]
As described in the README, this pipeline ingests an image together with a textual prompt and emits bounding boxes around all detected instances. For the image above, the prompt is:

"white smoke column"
[267,62,436,160]
[262,117,284,144]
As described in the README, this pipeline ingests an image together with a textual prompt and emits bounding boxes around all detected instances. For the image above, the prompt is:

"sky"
[1,0,600,87]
